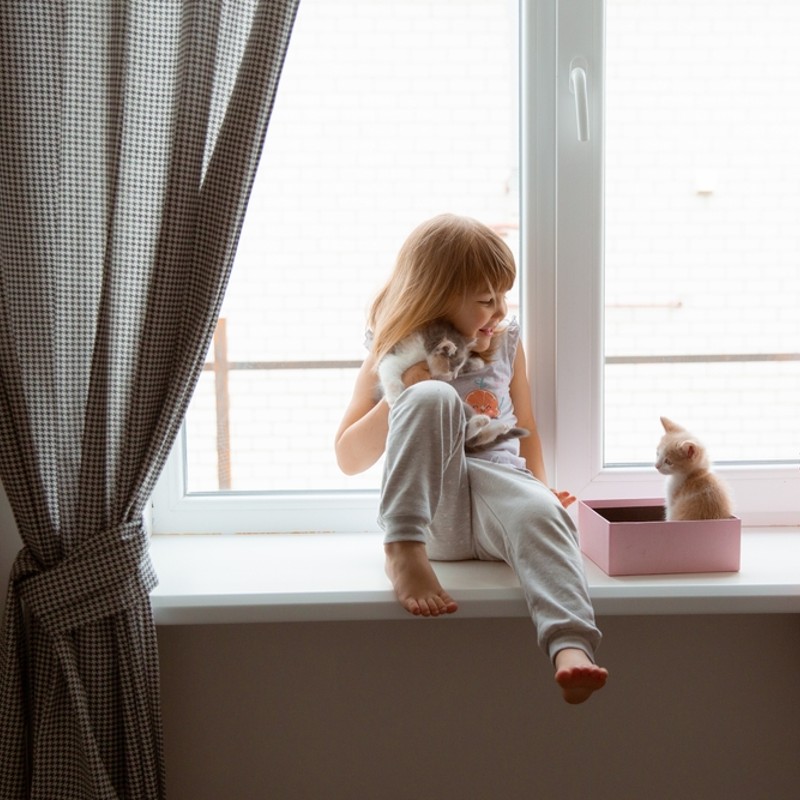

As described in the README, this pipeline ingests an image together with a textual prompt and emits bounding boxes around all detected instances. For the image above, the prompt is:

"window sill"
[148,527,800,624]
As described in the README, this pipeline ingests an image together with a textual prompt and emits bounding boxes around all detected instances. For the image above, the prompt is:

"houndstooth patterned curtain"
[0,1,298,797]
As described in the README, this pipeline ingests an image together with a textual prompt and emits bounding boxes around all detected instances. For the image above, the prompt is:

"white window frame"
[150,434,380,533]
[530,0,799,527]
[151,0,799,534]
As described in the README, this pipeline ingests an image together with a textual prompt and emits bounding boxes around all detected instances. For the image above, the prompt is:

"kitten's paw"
[435,339,457,358]
[466,415,490,431]
[465,418,528,453]
[465,414,492,442]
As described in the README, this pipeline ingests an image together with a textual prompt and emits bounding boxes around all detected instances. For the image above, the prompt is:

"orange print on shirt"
[465,389,500,419]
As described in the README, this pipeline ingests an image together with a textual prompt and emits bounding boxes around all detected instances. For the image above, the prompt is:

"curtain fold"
[0,1,299,797]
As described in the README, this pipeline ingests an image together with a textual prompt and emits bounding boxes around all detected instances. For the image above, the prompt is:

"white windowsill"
[149,527,800,624]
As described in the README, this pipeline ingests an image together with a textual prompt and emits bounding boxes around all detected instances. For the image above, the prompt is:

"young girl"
[335,214,607,704]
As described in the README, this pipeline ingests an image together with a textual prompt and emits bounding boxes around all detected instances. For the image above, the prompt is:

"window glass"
[603,0,800,466]
[184,0,521,492]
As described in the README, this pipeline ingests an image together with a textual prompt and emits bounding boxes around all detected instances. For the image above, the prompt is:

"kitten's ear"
[680,440,697,460]
[660,416,683,433]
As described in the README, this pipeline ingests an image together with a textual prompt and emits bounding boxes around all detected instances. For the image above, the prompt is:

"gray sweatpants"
[378,381,602,664]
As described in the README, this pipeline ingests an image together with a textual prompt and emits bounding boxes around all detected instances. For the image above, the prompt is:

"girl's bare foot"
[384,541,458,617]
[554,648,608,704]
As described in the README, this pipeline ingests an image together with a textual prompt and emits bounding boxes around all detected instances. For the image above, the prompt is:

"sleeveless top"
[367,319,526,471]
[449,318,526,471]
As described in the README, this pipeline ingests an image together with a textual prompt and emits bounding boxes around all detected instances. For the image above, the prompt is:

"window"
[547,0,799,524]
[604,0,800,467]
[152,0,799,533]
[151,0,520,532]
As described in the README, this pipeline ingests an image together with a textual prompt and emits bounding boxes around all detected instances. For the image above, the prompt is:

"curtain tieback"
[11,520,157,637]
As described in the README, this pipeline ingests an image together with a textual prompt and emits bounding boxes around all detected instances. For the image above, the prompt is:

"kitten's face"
[426,337,471,380]
[655,418,703,475]
[656,436,693,475]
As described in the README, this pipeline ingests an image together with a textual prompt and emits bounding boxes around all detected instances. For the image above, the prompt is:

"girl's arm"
[334,353,390,475]
[334,354,432,475]
[508,342,547,483]
[509,342,576,508]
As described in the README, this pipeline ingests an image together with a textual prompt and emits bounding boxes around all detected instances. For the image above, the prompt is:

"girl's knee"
[396,380,462,415]
[388,380,466,444]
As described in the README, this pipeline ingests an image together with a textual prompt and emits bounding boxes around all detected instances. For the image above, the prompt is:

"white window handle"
[569,60,590,142]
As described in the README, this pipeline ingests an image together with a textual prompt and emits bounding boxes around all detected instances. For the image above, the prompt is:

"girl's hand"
[402,361,432,387]
[552,489,576,509]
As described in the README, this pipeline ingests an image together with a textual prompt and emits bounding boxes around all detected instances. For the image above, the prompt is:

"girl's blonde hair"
[369,214,516,362]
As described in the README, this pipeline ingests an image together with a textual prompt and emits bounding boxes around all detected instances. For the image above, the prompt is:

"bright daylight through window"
[602,0,800,467]
[182,0,520,493]
[160,0,798,523]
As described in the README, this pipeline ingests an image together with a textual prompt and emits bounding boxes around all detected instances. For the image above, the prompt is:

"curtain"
[0,1,299,797]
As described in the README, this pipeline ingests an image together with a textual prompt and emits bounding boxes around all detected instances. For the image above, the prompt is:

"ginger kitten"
[655,416,733,521]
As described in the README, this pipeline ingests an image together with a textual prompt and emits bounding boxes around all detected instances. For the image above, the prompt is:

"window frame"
[532,0,799,526]
[150,0,799,534]
[150,433,380,533]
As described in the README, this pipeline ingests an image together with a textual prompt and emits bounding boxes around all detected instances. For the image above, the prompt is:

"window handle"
[569,59,590,142]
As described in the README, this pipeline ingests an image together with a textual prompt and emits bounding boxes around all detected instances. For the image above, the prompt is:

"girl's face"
[446,289,507,352]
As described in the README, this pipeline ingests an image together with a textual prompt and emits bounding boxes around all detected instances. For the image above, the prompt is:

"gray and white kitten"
[377,320,528,452]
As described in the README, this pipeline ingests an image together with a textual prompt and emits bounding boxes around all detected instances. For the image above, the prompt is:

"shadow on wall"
[0,482,23,617]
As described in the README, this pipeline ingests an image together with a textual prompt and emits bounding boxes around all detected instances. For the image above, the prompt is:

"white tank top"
[366,318,527,470]
[449,318,526,471]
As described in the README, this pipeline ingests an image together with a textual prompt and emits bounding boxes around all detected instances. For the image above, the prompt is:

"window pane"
[185,0,520,492]
[604,0,800,466]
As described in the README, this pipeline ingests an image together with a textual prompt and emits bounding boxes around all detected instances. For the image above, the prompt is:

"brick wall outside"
[185,0,799,491]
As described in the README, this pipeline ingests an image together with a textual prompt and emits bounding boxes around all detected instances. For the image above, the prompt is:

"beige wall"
[159,614,800,800]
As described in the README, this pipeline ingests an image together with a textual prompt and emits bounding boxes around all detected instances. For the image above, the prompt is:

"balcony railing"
[203,318,800,489]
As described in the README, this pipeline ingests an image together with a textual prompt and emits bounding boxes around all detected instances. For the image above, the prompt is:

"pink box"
[578,498,741,576]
